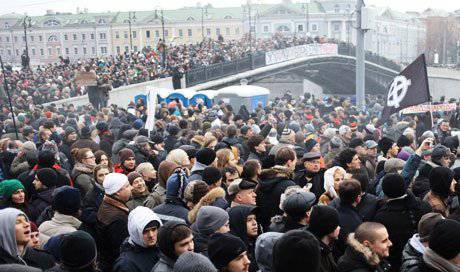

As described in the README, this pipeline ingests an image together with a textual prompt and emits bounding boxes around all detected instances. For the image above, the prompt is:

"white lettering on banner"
[265,43,338,65]
[145,89,158,134]
[401,103,457,114]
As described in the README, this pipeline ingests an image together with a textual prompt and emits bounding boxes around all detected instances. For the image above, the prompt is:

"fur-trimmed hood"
[259,165,293,180]
[347,233,381,267]
[188,187,226,223]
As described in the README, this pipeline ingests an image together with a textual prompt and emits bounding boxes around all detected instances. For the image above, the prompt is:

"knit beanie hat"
[80,126,92,138]
[184,181,209,205]
[166,169,189,199]
[52,186,81,215]
[431,145,451,163]
[208,233,247,269]
[195,206,229,236]
[103,173,129,195]
[304,138,317,153]
[173,251,217,272]
[118,148,135,164]
[127,172,143,185]
[36,168,58,188]
[429,219,460,260]
[273,230,321,272]
[378,137,395,155]
[96,121,109,132]
[0,179,25,201]
[202,167,222,186]
[60,231,97,269]
[157,221,190,260]
[429,167,454,199]
[196,148,216,166]
[308,206,340,238]
[64,126,77,138]
[418,212,444,243]
[382,173,406,198]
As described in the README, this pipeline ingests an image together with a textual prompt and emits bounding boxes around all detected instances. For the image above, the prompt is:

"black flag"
[379,54,430,125]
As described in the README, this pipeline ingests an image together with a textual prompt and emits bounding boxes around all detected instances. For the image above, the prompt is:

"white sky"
[1,0,460,16]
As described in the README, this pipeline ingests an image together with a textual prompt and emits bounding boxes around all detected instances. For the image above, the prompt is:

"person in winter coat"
[408,219,460,272]
[128,135,156,165]
[246,135,270,169]
[255,232,282,272]
[318,166,346,205]
[96,121,115,157]
[173,251,217,272]
[153,222,194,272]
[0,179,32,218]
[208,232,251,272]
[144,161,178,209]
[10,141,37,177]
[38,186,82,245]
[228,205,259,272]
[126,172,149,210]
[294,152,326,199]
[373,173,432,271]
[70,126,99,153]
[28,168,57,222]
[113,206,162,272]
[400,213,444,272]
[189,148,217,181]
[114,148,137,175]
[153,167,190,224]
[191,206,230,256]
[71,148,96,197]
[46,230,98,272]
[424,167,456,217]
[308,205,341,272]
[256,147,297,230]
[96,173,132,272]
[337,222,392,272]
[59,127,78,168]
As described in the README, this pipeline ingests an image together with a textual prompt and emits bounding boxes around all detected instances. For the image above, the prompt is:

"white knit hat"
[103,173,129,195]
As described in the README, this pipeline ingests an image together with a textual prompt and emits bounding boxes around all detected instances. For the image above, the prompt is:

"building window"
[91,33,95,39]
[224,15,233,19]
[31,48,36,55]
[74,48,78,55]
[30,36,34,42]
[216,28,221,36]
[40,48,44,55]
[334,4,340,13]
[115,31,119,39]
[92,47,96,54]
[116,46,120,53]
[263,25,269,32]
[4,22,10,29]
[188,29,192,36]
[57,47,61,55]
[311,24,318,31]
[64,34,68,41]
[101,46,107,54]
[6,36,9,42]
[206,28,211,36]
[14,36,18,42]
[39,35,43,41]
[98,19,106,24]
[81,20,88,24]
[155,30,159,37]
[83,47,87,54]
[48,48,52,55]
[298,25,304,31]
[22,36,26,42]
[65,48,69,54]
[73,34,77,40]
[7,49,11,55]
[334,23,340,31]
[124,31,128,39]
[125,46,129,52]
[146,30,150,38]
[226,27,230,35]
[178,29,183,37]
[236,28,240,35]
[132,31,137,38]
[82,34,86,40]
[43,19,60,27]
[133,46,137,52]
[99,33,106,39]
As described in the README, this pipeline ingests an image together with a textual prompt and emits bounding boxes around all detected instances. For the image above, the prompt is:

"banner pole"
[429,102,434,129]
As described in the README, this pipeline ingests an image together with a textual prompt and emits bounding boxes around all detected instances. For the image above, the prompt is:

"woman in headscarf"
[318,166,346,205]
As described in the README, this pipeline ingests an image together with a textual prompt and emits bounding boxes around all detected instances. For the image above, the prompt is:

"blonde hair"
[216,148,233,169]
[166,149,189,166]
[203,135,217,148]
[136,162,155,174]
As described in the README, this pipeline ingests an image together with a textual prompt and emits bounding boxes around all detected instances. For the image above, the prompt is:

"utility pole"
[22,16,32,69]
[0,56,19,139]
[201,7,208,42]
[128,11,136,51]
[355,0,366,110]
[160,9,166,68]
[442,18,447,65]
[303,0,310,36]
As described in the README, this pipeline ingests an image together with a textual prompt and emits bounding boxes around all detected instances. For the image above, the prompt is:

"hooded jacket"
[144,161,178,209]
[71,162,95,197]
[189,161,207,182]
[113,207,162,272]
[153,221,189,272]
[38,212,82,246]
[228,205,259,272]
[401,234,425,272]
[256,166,296,230]
[27,187,55,222]
[0,208,28,265]
[255,232,283,272]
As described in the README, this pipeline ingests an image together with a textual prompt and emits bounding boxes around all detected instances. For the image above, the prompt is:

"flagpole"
[0,56,19,140]
[429,102,434,129]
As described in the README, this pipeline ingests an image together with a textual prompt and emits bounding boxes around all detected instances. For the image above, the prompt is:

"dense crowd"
[0,33,318,110]
[0,89,459,272]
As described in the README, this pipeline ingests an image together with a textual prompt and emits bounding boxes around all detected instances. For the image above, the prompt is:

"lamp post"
[155,9,166,68]
[0,56,19,139]
[201,6,208,42]
[22,16,32,68]
[128,11,136,51]
[302,0,310,36]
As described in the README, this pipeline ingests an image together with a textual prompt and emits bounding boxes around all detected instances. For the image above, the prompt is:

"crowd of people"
[0,74,460,272]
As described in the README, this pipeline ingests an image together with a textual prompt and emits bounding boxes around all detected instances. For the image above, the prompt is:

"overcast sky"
[1,0,460,16]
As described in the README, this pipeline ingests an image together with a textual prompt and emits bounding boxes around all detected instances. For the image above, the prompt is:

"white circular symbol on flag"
[387,75,412,108]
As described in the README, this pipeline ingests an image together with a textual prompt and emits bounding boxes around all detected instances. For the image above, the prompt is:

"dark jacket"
[71,162,95,197]
[70,138,100,153]
[164,135,178,153]
[400,236,424,272]
[294,168,326,200]
[112,239,160,272]
[228,205,259,272]
[191,225,211,256]
[337,234,391,272]
[28,187,55,222]
[81,183,105,225]
[96,195,130,272]
[373,193,431,271]
[99,133,115,157]
[23,247,56,270]
[268,215,306,233]
[153,198,189,224]
[317,239,338,272]
[256,166,296,230]
[18,165,71,200]
[356,193,379,222]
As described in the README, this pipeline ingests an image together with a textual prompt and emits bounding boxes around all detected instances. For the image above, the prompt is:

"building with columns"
[0,1,426,65]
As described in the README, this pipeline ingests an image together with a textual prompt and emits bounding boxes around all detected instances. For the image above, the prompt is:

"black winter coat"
[373,193,431,271]
[317,239,337,272]
[256,167,296,230]
[400,240,423,272]
[338,246,391,272]
[294,169,326,200]
[153,198,189,224]
[23,247,56,270]
[112,239,160,272]
[28,187,54,222]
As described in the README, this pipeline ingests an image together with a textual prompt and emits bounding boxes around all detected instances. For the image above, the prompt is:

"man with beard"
[294,152,326,200]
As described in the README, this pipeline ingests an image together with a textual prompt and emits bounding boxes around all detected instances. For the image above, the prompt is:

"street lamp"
[243,2,253,53]
[22,16,32,68]
[201,6,208,41]
[155,9,166,68]
[128,11,136,51]
[302,0,310,36]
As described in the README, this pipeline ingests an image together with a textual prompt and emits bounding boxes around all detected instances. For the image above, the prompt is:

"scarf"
[423,248,460,272]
